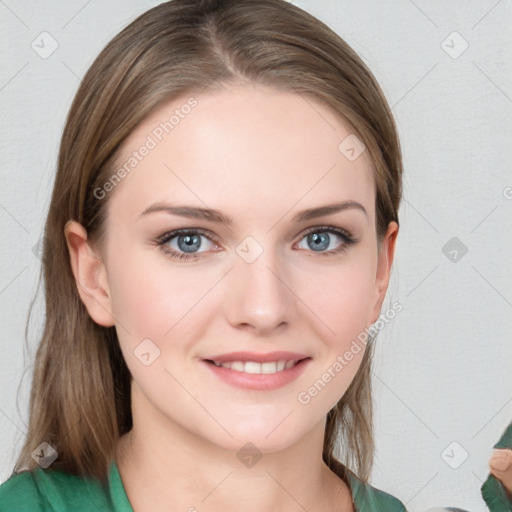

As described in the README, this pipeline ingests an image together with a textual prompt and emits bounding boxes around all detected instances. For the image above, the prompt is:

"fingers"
[489,449,512,496]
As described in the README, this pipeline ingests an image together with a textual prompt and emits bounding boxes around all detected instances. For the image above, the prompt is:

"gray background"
[1,1,511,510]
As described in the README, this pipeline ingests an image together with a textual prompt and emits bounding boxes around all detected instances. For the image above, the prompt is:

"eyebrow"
[138,200,367,225]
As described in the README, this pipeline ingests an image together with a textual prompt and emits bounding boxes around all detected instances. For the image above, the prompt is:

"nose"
[223,242,294,335]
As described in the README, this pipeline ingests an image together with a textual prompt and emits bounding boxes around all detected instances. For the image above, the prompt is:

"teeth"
[213,359,299,374]
[246,361,264,374]
[230,361,244,372]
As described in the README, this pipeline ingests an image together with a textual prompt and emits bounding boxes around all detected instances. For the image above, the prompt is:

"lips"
[202,354,312,391]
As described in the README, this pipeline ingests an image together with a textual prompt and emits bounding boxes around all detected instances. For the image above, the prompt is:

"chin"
[216,434,302,457]
[220,420,310,453]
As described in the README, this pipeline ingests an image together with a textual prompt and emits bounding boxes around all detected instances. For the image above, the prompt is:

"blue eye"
[156,225,357,262]
[296,226,356,255]
[157,229,216,260]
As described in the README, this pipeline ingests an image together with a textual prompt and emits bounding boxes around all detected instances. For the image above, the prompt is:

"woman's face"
[76,83,397,453]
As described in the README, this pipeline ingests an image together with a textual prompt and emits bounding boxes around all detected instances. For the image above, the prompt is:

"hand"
[489,448,512,498]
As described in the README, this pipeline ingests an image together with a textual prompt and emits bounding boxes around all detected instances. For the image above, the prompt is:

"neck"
[115,388,353,512]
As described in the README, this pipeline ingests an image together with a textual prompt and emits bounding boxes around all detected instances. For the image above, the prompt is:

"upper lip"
[204,351,310,364]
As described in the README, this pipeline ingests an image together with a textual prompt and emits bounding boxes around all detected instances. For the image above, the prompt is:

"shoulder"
[0,470,45,511]
[346,472,408,512]
[0,466,110,512]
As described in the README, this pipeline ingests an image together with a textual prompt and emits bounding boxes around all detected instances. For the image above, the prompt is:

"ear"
[64,220,115,327]
[370,221,399,324]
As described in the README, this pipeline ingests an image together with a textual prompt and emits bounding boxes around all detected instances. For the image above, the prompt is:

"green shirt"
[2,419,512,512]
[0,459,407,511]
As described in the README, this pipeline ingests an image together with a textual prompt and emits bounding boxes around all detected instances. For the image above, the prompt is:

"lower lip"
[202,358,311,391]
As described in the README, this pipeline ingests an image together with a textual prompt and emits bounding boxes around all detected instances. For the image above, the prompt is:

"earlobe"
[64,220,115,327]
[370,221,398,324]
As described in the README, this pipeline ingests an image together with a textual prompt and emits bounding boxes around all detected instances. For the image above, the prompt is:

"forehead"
[107,83,375,224]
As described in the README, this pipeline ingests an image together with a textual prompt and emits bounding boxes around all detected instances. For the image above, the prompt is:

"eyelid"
[155,227,219,245]
[156,225,355,244]
[298,224,355,240]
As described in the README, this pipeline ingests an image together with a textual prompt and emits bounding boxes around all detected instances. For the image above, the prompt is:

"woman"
[0,1,509,511]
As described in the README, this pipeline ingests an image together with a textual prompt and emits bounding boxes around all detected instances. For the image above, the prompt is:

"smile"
[203,357,311,391]
[209,359,300,374]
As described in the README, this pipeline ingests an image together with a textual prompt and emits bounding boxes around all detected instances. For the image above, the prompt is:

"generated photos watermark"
[93,97,198,200]
[297,301,403,405]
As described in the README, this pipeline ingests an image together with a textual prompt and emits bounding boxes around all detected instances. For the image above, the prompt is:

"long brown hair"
[13,0,402,485]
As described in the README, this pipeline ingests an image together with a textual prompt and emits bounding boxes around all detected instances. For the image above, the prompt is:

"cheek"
[108,260,165,339]
[106,252,214,388]
[296,253,377,344]
[107,248,217,346]
[294,261,376,409]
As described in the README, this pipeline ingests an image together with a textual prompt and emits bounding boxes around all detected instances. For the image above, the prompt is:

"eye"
[296,226,357,255]
[156,229,218,261]
[155,225,357,262]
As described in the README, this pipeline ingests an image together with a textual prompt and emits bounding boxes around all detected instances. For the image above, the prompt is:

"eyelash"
[155,225,358,262]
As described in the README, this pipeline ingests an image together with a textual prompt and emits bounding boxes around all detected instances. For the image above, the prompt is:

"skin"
[489,449,512,498]
[65,82,400,512]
